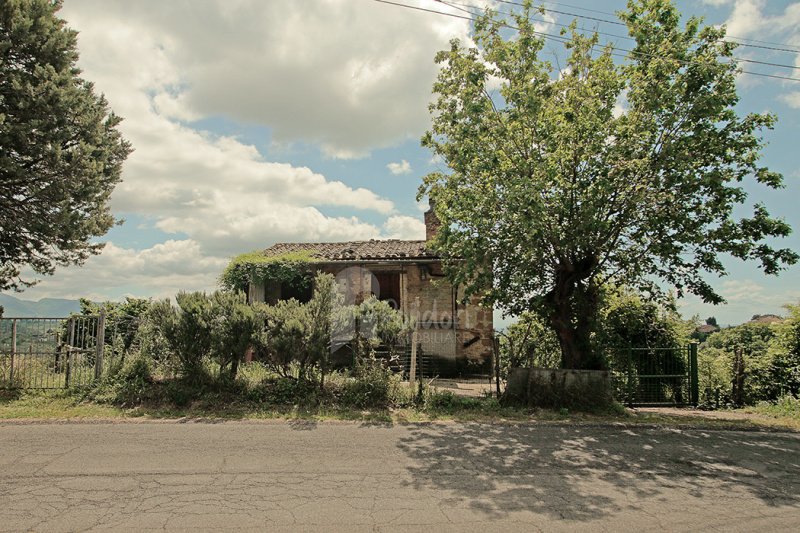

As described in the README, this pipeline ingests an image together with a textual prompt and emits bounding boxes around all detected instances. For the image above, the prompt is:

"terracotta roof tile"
[263,240,438,261]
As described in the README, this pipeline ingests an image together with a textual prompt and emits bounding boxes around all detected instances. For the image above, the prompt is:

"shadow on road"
[396,423,800,521]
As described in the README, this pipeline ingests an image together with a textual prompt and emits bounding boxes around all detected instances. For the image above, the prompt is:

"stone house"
[247,204,494,376]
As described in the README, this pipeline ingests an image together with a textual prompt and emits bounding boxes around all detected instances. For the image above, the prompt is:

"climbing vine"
[219,250,319,293]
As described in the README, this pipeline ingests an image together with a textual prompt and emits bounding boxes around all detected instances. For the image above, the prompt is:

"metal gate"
[0,313,136,389]
[615,344,699,407]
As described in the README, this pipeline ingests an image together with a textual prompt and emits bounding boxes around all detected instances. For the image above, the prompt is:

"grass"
[2,387,798,431]
[740,395,800,430]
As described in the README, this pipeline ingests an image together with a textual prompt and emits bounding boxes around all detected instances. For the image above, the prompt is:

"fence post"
[409,297,420,387]
[409,329,418,386]
[493,335,501,398]
[65,318,75,388]
[626,345,634,406]
[732,345,745,407]
[95,311,106,380]
[689,342,699,407]
[10,319,17,386]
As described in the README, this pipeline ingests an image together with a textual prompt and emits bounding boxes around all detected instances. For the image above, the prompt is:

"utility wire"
[493,0,800,53]
[515,0,800,50]
[441,0,800,71]
[372,0,800,82]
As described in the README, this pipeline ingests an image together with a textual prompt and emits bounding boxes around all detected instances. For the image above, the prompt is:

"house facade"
[247,205,494,375]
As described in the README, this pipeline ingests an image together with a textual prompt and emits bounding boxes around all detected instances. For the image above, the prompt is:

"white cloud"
[18,240,228,301]
[707,1,800,97]
[56,2,410,261]
[780,92,800,108]
[387,160,413,175]
[62,0,474,159]
[719,279,768,303]
[20,1,458,300]
[382,216,426,240]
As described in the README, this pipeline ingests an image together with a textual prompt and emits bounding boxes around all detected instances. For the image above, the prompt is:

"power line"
[493,0,800,53]
[440,0,800,71]
[372,0,800,82]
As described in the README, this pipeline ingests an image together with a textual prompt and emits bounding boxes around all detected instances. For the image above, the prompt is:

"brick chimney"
[424,199,441,242]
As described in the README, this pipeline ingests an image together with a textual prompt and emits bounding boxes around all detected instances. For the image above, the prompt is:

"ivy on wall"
[219,250,319,293]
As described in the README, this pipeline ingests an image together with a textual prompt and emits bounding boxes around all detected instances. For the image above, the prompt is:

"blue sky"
[7,0,800,327]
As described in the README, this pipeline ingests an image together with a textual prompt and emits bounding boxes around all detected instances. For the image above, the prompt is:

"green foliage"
[247,376,319,406]
[0,0,132,290]
[701,322,776,403]
[151,292,214,384]
[254,272,339,379]
[340,360,394,409]
[499,311,561,378]
[751,394,800,421]
[425,390,485,412]
[134,302,175,375]
[208,291,258,381]
[350,296,414,359]
[90,356,153,406]
[419,0,796,369]
[768,304,800,398]
[219,250,318,293]
[596,287,693,369]
[76,297,151,354]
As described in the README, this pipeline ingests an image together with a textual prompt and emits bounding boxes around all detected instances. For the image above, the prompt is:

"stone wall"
[504,367,613,409]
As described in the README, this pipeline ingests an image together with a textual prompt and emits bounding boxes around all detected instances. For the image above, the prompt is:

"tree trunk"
[545,260,601,370]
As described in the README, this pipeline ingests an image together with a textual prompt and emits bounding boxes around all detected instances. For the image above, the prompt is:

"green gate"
[615,344,699,407]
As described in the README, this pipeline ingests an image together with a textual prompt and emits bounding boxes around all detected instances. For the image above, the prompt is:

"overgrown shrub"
[425,390,485,411]
[151,292,214,384]
[700,322,776,404]
[349,297,413,359]
[254,273,339,381]
[248,376,319,405]
[498,311,560,378]
[208,291,258,381]
[340,360,394,408]
[90,356,153,406]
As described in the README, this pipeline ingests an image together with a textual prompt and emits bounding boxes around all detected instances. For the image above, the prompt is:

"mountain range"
[0,294,80,318]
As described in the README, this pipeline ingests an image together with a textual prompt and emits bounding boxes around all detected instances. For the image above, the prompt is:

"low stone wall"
[504,367,612,409]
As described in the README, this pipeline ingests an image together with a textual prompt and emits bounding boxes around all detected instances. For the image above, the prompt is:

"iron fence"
[612,344,699,406]
[0,313,140,389]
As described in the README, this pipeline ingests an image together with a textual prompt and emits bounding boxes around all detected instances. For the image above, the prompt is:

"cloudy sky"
[8,0,800,326]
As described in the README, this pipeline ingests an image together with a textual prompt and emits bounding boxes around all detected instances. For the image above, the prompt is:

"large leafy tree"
[0,0,131,290]
[420,0,797,369]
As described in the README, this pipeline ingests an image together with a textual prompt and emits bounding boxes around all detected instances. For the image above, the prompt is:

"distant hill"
[0,294,80,318]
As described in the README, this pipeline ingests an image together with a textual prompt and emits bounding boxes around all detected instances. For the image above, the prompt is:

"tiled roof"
[263,240,438,262]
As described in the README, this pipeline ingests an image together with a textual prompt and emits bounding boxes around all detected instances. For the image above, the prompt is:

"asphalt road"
[1,420,799,532]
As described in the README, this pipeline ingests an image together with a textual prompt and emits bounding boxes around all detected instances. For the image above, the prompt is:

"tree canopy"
[420,0,797,369]
[0,0,131,291]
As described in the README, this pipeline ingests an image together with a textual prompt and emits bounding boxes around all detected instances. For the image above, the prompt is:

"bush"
[425,390,484,411]
[93,356,153,406]
[340,360,394,408]
[700,322,778,404]
[248,377,319,405]
[152,292,214,384]
[254,272,338,380]
[349,297,413,358]
[208,291,258,381]
[752,394,800,421]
